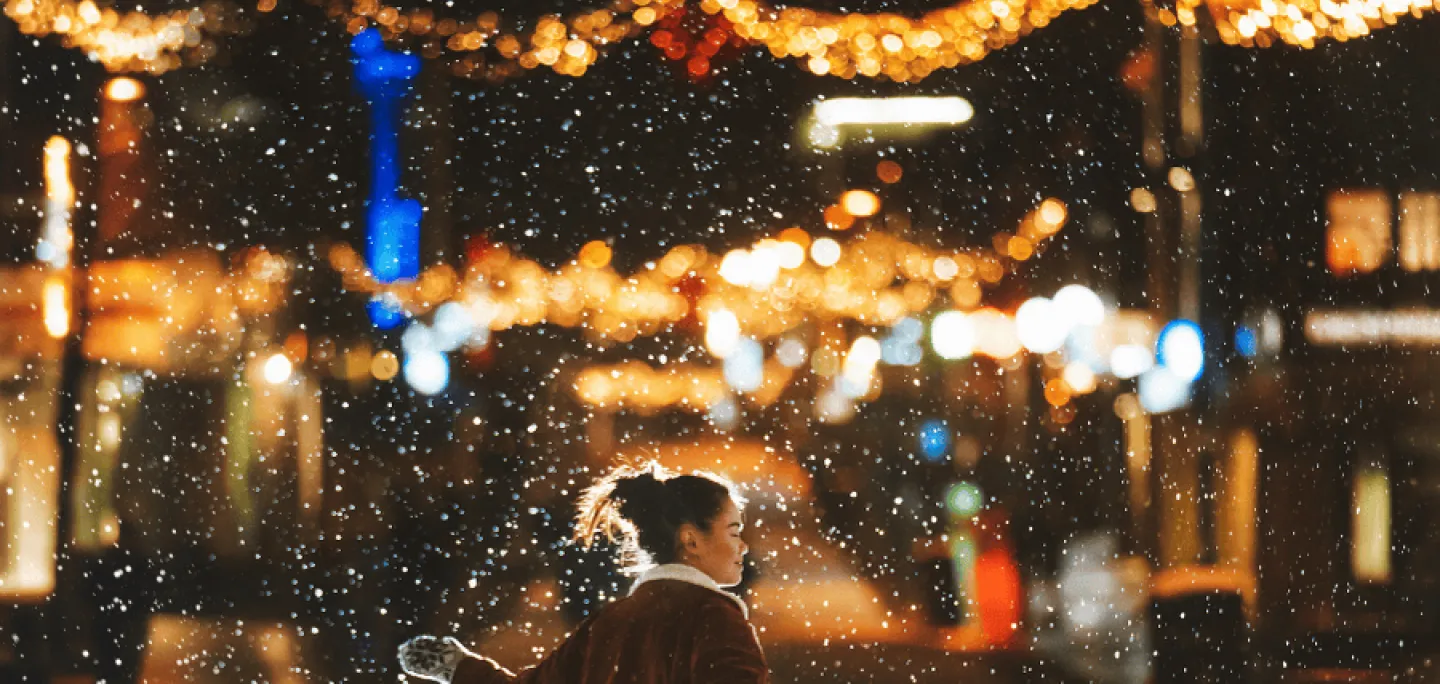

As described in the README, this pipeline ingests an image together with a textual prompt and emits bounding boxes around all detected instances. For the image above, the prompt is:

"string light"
[1141,0,1429,47]
[3,0,247,73]
[6,0,1429,80]
[318,0,1096,83]
[696,0,1099,82]
[330,199,1069,345]
[573,358,793,412]
[324,0,688,82]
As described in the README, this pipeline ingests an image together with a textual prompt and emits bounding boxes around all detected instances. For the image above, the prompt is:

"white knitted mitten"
[397,635,464,682]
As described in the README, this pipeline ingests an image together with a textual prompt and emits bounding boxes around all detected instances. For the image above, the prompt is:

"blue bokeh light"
[1235,325,1258,358]
[1157,319,1205,383]
[919,419,952,462]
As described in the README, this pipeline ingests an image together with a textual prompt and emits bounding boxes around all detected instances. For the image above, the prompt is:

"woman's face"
[683,498,748,587]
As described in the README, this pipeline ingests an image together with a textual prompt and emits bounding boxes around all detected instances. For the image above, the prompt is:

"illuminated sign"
[1304,309,1440,346]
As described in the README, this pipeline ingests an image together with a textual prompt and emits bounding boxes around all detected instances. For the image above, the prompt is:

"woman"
[397,462,768,683]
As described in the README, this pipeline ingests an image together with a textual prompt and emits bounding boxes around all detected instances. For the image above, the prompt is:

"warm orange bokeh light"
[105,77,144,102]
[876,160,904,184]
[778,227,811,249]
[840,189,881,218]
[823,204,855,231]
[578,240,613,269]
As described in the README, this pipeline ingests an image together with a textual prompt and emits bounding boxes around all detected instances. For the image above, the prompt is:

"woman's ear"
[677,522,700,554]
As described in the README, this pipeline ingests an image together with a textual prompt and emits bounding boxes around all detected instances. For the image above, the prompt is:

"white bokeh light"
[403,350,450,396]
[1015,297,1068,354]
[718,249,752,286]
[1139,366,1191,413]
[840,335,881,397]
[401,322,436,355]
[810,238,842,267]
[1062,361,1097,394]
[432,301,475,352]
[776,337,809,368]
[705,309,742,359]
[746,246,782,289]
[262,353,293,385]
[776,241,806,269]
[1053,284,1106,328]
[1110,344,1155,379]
[931,310,976,360]
[723,338,765,392]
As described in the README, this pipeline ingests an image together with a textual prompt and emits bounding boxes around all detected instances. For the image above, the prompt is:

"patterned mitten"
[397,635,464,682]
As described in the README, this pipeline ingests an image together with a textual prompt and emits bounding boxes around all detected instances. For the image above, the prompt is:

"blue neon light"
[352,29,422,328]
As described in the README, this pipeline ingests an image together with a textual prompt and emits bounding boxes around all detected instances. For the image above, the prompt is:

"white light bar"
[814,96,974,127]
[1305,309,1440,345]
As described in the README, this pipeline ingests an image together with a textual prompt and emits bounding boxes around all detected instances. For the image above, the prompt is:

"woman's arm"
[397,635,557,684]
[443,623,590,684]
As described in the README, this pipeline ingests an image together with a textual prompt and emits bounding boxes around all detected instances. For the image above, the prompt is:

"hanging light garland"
[1143,0,1435,47]
[694,0,1099,81]
[3,0,247,73]
[320,0,688,82]
[323,0,1098,83]
[327,196,1068,345]
[9,0,1436,79]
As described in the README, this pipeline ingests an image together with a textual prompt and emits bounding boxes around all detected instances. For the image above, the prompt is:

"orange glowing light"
[43,274,69,339]
[105,77,144,102]
[43,136,74,206]
[823,204,855,231]
[840,189,881,218]
[876,160,904,184]
[778,227,811,249]
[371,350,400,381]
[578,240,614,269]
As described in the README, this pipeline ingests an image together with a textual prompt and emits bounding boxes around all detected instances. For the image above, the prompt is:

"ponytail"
[574,461,740,569]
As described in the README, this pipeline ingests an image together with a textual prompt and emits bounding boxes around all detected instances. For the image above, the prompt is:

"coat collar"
[628,563,749,618]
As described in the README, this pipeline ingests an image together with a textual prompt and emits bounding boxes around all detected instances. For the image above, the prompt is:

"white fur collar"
[628,563,749,618]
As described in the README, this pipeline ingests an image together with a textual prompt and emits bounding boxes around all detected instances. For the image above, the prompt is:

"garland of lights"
[8,0,1435,79]
[328,196,1069,344]
[692,0,1099,81]
[321,0,1100,83]
[317,0,688,82]
[1142,0,1433,47]
[324,0,1100,83]
[3,0,248,73]
[4,0,1103,81]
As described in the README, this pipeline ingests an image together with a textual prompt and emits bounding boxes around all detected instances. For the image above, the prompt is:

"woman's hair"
[574,461,743,569]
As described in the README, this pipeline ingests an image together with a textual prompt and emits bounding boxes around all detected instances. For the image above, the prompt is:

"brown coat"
[451,577,768,684]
